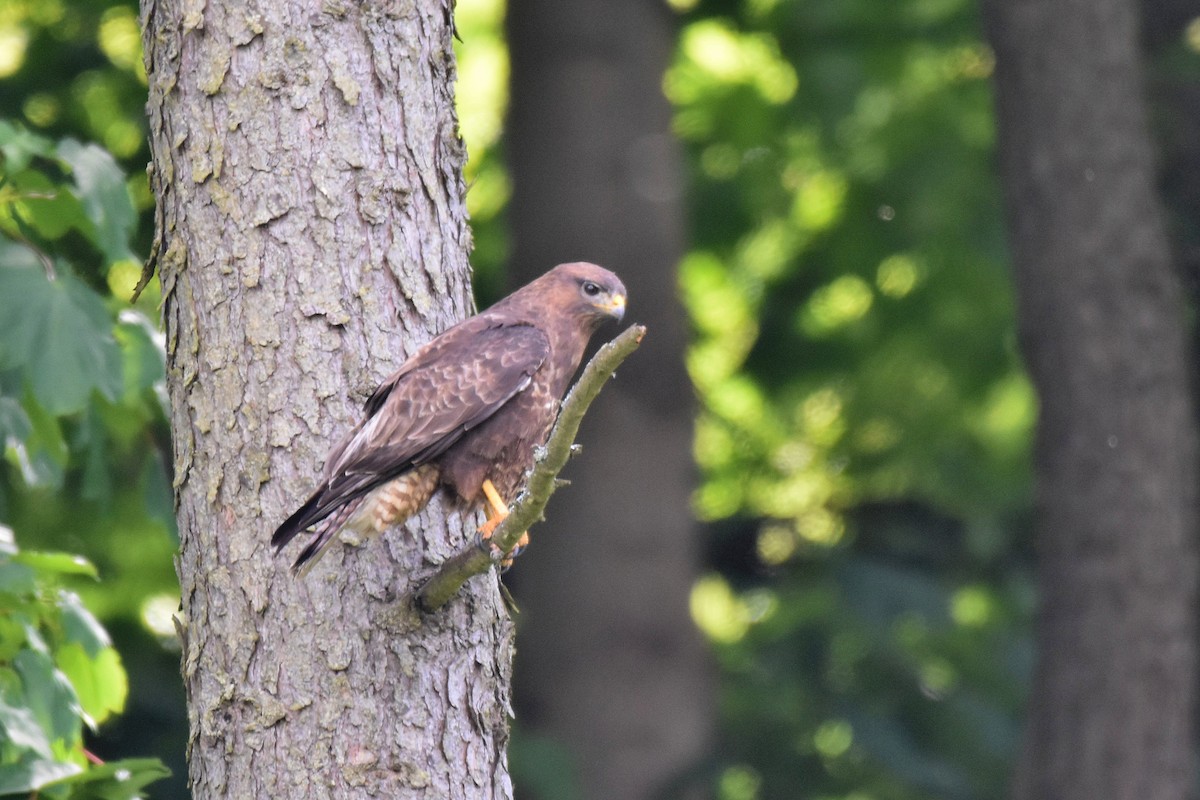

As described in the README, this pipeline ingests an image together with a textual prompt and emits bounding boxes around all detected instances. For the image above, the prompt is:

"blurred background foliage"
[0,0,181,792]
[3,0,1191,798]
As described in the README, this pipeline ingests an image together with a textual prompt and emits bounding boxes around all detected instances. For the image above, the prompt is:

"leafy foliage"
[453,0,512,302]
[0,118,175,593]
[665,1,1039,797]
[0,111,182,793]
[0,524,169,798]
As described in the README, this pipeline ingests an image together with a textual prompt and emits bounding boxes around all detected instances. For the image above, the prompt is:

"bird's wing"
[271,322,549,550]
[337,323,550,476]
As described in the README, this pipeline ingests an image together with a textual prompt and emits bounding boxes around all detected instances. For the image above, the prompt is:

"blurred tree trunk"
[142,1,516,798]
[1140,0,1200,300]
[984,2,1199,799]
[505,1,712,798]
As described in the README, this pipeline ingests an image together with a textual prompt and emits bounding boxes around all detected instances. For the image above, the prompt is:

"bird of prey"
[271,262,627,573]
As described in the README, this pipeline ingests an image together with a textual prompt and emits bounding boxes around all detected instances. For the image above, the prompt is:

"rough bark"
[506,1,713,798]
[142,1,515,797]
[983,2,1199,799]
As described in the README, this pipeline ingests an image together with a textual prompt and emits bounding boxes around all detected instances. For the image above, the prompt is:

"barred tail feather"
[274,465,441,575]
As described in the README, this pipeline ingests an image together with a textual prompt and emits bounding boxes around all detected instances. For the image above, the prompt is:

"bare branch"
[413,324,647,612]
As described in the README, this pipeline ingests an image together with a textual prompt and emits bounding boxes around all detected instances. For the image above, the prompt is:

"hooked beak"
[603,293,626,321]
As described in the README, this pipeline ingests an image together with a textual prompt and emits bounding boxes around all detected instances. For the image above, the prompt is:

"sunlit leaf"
[0,695,53,757]
[12,553,97,580]
[0,616,28,661]
[10,169,89,241]
[13,648,82,748]
[44,757,171,800]
[56,643,127,727]
[59,591,110,654]
[0,754,81,795]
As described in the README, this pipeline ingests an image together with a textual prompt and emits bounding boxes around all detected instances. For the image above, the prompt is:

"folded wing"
[270,322,550,551]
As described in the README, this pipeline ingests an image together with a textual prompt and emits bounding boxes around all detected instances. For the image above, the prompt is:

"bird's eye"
[581,281,602,297]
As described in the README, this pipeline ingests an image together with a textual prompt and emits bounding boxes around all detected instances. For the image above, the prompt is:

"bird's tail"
[270,491,327,553]
[289,509,351,575]
[272,494,363,575]
[272,465,439,574]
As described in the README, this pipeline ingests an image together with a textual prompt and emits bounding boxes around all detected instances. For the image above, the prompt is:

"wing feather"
[271,322,549,550]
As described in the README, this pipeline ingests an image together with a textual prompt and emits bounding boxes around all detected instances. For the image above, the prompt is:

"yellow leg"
[477,479,530,565]
[482,479,509,520]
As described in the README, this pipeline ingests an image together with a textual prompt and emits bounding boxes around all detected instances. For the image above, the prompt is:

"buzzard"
[271,262,627,573]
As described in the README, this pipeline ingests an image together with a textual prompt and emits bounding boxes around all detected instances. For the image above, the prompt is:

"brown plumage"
[271,262,627,572]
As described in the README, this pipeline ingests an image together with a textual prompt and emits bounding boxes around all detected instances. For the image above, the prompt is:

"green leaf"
[0,394,32,442]
[21,622,50,657]
[13,648,82,748]
[0,617,27,661]
[14,552,98,580]
[44,757,170,800]
[0,754,81,795]
[58,591,110,654]
[15,390,68,489]
[9,169,89,242]
[56,140,136,266]
[0,120,56,173]
[0,263,123,414]
[0,561,36,596]
[0,695,53,758]
[0,523,16,557]
[78,408,112,503]
[0,235,43,271]
[56,644,127,728]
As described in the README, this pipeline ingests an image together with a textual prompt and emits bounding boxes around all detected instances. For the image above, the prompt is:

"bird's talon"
[477,514,503,540]
[473,528,494,554]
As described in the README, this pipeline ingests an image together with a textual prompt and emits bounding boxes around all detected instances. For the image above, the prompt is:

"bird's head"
[543,262,627,330]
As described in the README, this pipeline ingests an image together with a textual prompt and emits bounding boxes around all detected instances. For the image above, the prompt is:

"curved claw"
[498,530,531,571]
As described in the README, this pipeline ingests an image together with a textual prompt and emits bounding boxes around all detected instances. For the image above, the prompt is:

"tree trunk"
[505,1,713,798]
[1140,0,1200,300]
[142,1,515,797]
[983,2,1199,799]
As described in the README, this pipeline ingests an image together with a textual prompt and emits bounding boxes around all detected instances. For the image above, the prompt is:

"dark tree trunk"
[1140,0,1200,299]
[142,0,515,797]
[983,1,1199,799]
[505,0,713,797]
